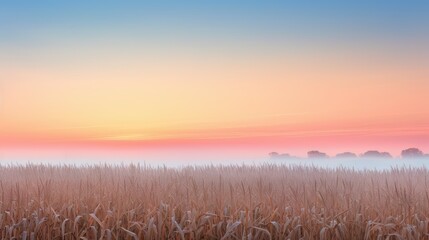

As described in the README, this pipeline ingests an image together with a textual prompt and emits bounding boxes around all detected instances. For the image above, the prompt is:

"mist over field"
[1,147,429,171]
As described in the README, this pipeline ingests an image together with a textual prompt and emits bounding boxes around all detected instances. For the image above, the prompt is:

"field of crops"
[0,164,428,239]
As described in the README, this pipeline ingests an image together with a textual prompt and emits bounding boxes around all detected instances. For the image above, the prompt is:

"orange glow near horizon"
[1,48,429,156]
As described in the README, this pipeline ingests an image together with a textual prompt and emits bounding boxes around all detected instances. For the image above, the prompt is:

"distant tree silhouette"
[335,152,357,158]
[308,150,328,158]
[269,152,279,158]
[401,148,424,158]
[361,150,392,158]
[269,152,291,159]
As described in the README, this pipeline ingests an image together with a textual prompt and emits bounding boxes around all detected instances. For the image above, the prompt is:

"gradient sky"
[1,1,429,159]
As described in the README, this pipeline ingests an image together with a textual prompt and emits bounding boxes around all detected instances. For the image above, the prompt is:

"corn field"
[0,163,428,239]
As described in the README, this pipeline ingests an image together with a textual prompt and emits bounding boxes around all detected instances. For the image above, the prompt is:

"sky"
[1,1,429,160]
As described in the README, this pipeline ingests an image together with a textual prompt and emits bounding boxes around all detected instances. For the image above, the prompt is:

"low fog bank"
[1,155,429,172]
[270,157,429,171]
[1,148,428,171]
[270,147,429,160]
[268,148,429,170]
[0,153,265,169]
